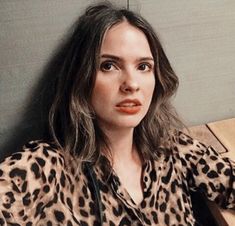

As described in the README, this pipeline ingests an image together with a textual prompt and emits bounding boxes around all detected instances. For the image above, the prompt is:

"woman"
[0,3,234,226]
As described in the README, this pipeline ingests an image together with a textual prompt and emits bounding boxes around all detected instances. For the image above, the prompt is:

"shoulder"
[166,131,209,167]
[169,130,226,170]
[0,140,66,177]
[0,140,73,223]
[0,140,66,191]
[0,140,70,197]
[172,130,207,154]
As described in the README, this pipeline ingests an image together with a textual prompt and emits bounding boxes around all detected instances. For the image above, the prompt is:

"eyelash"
[137,63,153,71]
[100,61,117,72]
[99,61,154,72]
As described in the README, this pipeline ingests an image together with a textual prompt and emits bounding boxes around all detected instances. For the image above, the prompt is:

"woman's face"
[91,21,155,131]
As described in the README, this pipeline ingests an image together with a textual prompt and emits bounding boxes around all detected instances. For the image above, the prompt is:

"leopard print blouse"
[0,132,234,226]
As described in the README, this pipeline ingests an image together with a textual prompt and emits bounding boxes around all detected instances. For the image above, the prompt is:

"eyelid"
[138,62,154,70]
[146,61,153,66]
[100,60,119,71]
[102,60,117,66]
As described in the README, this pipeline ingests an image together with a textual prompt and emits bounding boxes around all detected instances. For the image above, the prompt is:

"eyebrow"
[100,54,154,62]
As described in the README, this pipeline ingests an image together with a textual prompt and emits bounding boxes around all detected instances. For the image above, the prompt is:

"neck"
[101,126,141,167]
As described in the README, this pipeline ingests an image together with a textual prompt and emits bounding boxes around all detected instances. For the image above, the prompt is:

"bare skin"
[91,21,155,205]
[103,128,144,204]
[112,146,144,205]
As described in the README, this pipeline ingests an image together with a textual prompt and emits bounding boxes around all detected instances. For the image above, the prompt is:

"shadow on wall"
[0,30,75,161]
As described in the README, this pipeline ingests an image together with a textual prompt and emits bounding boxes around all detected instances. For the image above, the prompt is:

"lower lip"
[116,106,141,114]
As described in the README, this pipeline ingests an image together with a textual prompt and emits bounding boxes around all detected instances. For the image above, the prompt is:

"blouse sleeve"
[176,131,235,209]
[0,141,60,225]
[192,145,235,209]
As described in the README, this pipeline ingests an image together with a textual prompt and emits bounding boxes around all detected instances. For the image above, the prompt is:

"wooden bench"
[189,118,235,226]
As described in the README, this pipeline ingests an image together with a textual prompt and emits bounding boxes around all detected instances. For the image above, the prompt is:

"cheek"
[145,77,155,99]
[93,82,105,98]
[91,80,113,108]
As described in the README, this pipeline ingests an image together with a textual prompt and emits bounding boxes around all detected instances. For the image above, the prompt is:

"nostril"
[120,82,139,93]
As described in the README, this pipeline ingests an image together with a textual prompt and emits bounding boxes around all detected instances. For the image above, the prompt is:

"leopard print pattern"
[0,132,234,225]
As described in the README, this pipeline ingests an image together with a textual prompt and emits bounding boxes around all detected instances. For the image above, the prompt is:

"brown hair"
[49,2,183,164]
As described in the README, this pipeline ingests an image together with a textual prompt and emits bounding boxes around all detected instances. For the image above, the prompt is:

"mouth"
[116,99,142,114]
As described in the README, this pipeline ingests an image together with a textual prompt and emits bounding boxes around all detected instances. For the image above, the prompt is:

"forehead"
[100,21,152,57]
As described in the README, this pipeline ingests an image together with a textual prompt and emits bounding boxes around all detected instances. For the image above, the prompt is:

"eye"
[100,61,117,72]
[138,63,153,72]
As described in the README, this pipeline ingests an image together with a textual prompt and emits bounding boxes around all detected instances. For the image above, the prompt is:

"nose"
[120,71,140,94]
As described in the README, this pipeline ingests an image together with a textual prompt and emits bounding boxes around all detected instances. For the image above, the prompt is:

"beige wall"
[0,0,126,156]
[130,0,235,125]
[1,0,234,155]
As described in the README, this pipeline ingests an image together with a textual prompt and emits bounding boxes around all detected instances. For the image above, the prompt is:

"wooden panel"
[220,210,235,226]
[187,124,226,154]
[207,118,235,159]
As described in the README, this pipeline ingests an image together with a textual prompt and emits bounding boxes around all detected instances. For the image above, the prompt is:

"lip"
[116,99,141,107]
[116,99,142,114]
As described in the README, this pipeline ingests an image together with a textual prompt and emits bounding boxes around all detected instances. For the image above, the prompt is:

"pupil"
[105,63,112,70]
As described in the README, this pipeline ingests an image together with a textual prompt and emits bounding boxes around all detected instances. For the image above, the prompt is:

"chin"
[116,118,143,129]
[98,113,145,130]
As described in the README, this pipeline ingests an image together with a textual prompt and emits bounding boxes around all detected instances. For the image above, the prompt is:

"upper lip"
[116,99,142,107]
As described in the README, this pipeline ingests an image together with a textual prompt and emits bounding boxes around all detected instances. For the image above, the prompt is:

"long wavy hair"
[49,2,183,164]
